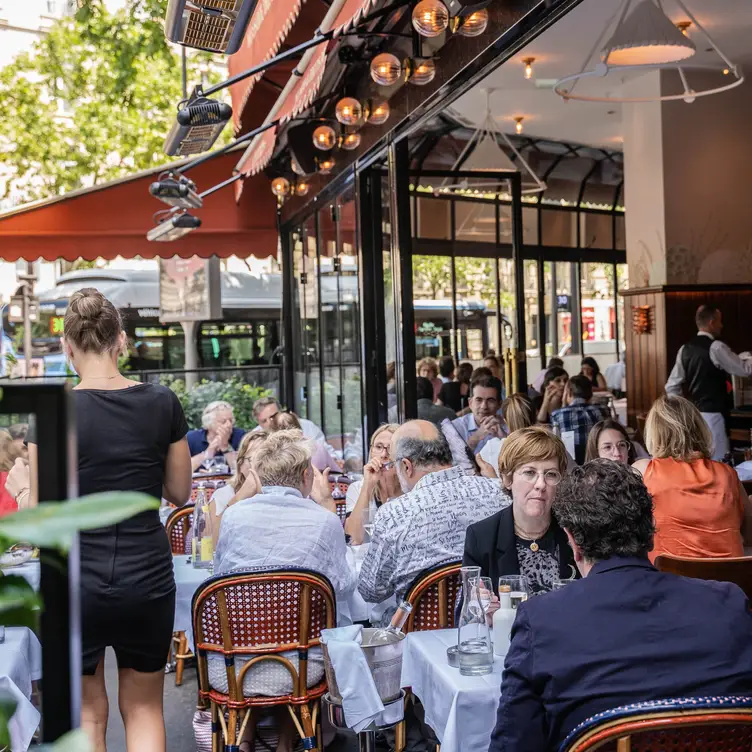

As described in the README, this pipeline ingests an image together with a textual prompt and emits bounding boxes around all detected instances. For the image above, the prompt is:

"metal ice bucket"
[322,628,406,704]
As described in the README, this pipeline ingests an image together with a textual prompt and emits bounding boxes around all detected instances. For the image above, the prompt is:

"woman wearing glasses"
[463,427,577,594]
[585,419,636,464]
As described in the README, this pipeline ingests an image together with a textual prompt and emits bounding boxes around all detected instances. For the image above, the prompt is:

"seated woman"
[580,356,608,391]
[344,423,401,545]
[535,366,569,424]
[478,394,536,477]
[463,426,577,594]
[634,395,752,562]
[417,357,443,401]
[585,418,635,464]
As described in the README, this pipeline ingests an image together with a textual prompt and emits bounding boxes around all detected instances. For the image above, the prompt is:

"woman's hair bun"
[64,288,123,354]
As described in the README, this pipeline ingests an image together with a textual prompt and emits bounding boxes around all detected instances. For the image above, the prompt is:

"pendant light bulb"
[408,58,437,86]
[676,21,691,37]
[335,97,363,126]
[370,53,402,86]
[523,57,535,80]
[367,100,390,126]
[271,177,290,197]
[457,8,488,37]
[295,181,310,197]
[312,124,337,151]
[514,116,524,135]
[342,132,362,151]
[412,0,449,38]
[318,157,336,174]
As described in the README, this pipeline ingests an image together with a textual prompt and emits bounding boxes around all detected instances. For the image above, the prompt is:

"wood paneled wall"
[622,285,752,429]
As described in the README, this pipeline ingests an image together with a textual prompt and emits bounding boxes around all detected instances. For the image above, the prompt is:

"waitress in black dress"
[31,289,192,751]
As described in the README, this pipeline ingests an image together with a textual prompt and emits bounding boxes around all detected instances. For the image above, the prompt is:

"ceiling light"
[412,0,449,38]
[335,97,363,126]
[318,157,336,174]
[163,93,233,157]
[341,132,362,151]
[312,124,337,151]
[675,21,691,36]
[367,100,390,125]
[370,53,402,86]
[295,181,310,197]
[147,212,201,242]
[149,174,203,209]
[164,0,258,55]
[602,0,695,66]
[457,8,488,37]
[514,116,524,135]
[523,57,535,80]
[271,177,291,197]
[407,58,436,86]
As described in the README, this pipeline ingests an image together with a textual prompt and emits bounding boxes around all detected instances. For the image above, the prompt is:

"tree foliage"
[0,0,225,203]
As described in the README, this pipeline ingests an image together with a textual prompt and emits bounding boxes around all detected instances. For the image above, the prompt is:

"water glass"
[499,575,530,609]
[470,576,494,612]
[549,578,571,592]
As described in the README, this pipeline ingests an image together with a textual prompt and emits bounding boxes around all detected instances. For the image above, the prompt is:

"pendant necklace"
[515,523,550,553]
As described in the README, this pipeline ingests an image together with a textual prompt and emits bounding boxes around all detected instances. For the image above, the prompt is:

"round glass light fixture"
[342,132,362,151]
[458,8,488,37]
[335,97,363,126]
[271,177,290,197]
[408,58,436,86]
[318,157,336,174]
[367,100,390,125]
[412,0,449,38]
[370,53,402,86]
[295,181,310,197]
[313,124,337,150]
[291,157,305,176]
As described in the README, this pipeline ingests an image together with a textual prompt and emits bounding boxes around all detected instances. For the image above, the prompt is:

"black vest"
[680,335,731,414]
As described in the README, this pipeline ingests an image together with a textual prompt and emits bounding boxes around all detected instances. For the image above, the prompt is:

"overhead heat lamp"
[164,89,233,157]
[147,212,202,242]
[164,0,258,55]
[149,173,203,209]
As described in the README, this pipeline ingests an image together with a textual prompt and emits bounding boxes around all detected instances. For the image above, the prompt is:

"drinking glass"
[470,576,494,612]
[549,578,571,592]
[362,503,377,540]
[499,575,530,609]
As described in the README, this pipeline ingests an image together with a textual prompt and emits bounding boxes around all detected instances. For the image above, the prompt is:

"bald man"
[358,420,510,611]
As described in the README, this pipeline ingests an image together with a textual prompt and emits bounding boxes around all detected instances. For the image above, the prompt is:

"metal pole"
[182,320,198,389]
[21,261,36,376]
[358,730,378,752]
[510,174,528,390]
[181,47,188,100]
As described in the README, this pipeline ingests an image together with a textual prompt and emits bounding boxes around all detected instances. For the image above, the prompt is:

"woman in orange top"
[633,395,752,562]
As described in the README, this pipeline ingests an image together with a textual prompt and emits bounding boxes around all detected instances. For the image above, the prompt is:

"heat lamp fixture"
[164,0,258,55]
[149,173,203,210]
[164,89,233,157]
[146,212,202,242]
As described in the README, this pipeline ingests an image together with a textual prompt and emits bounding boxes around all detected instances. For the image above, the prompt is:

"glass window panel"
[382,175,401,421]
[543,261,553,360]
[455,200,495,242]
[304,216,321,426]
[498,259,516,355]
[416,196,451,239]
[455,257,497,364]
[555,261,580,374]
[541,209,576,247]
[523,260,539,362]
[615,214,626,250]
[617,263,628,357]
[581,262,618,375]
[544,156,595,205]
[579,212,613,250]
[522,206,537,245]
[413,254,453,360]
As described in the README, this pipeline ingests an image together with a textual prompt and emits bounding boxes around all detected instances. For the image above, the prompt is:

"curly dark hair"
[553,459,655,562]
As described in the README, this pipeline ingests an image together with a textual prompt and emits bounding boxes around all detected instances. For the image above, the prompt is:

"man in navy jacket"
[489,460,752,752]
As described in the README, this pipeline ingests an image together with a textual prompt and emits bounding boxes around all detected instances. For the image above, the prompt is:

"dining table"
[400,628,505,752]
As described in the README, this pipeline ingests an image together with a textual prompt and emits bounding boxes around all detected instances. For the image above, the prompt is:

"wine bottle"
[370,601,413,644]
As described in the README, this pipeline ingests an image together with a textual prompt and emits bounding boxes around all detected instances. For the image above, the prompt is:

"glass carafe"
[456,566,493,676]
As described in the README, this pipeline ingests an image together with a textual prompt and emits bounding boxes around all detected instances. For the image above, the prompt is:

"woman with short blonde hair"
[634,395,752,562]
[464,427,577,595]
[417,357,442,401]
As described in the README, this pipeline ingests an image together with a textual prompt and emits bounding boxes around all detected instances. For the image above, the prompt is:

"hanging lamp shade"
[602,0,695,66]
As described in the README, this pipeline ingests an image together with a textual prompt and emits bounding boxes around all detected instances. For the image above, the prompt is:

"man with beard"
[357,420,509,611]
[451,373,505,454]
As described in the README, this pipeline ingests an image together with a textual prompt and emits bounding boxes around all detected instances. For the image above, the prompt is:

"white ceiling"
[451,0,752,148]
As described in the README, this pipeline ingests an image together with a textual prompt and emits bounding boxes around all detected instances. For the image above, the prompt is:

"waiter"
[665,304,752,460]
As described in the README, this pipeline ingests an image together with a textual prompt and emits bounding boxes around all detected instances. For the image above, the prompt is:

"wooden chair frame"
[561,698,752,751]
[192,569,336,752]
[403,560,462,633]
[654,553,752,601]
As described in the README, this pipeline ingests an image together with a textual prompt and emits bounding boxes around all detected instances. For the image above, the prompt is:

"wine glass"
[362,504,377,540]
[499,575,530,609]
[470,576,494,612]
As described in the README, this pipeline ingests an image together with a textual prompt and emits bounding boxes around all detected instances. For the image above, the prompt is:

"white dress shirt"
[357,466,511,604]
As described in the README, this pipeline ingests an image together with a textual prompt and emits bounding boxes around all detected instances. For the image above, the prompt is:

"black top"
[438,381,468,413]
[31,383,188,598]
[462,504,578,593]
[681,335,732,415]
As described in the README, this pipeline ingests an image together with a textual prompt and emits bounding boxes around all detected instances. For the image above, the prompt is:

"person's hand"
[205,434,223,459]
[484,589,500,627]
[217,423,233,450]
[476,455,498,479]
[363,458,386,489]
[311,467,337,513]
[481,416,503,438]
[229,468,260,508]
[6,458,30,504]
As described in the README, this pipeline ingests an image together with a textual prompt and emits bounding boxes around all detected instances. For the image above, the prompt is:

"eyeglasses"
[515,468,562,486]
[372,443,391,454]
[600,441,631,454]
[382,461,396,470]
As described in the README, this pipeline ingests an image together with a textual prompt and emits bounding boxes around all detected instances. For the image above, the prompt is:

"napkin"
[321,625,384,732]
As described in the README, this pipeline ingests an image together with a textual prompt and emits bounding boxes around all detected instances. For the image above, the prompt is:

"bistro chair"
[403,560,463,633]
[654,554,752,601]
[560,696,752,751]
[192,568,336,752]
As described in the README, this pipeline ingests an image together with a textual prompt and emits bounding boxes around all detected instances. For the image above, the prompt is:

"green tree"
[0,0,226,203]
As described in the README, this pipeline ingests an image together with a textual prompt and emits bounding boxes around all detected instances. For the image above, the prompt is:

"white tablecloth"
[346,544,395,625]
[401,629,504,752]
[0,628,42,752]
[173,556,212,651]
[1,563,40,593]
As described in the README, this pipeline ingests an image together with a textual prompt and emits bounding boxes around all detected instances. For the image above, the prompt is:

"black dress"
[33,383,188,674]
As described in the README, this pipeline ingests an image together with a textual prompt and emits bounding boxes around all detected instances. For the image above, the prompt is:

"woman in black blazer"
[463,427,578,594]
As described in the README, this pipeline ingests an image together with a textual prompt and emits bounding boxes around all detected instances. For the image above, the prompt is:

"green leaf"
[0,493,159,550]
[0,576,42,628]
[0,694,16,748]
[51,729,93,752]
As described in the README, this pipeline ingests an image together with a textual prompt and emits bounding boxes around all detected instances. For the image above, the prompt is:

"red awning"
[0,152,278,262]
[235,0,380,178]
[227,0,306,132]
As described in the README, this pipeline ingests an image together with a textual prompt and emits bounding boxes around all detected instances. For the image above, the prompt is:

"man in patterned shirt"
[550,374,609,465]
[358,420,510,607]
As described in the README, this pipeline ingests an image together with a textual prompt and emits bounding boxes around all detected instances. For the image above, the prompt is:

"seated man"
[214,429,355,702]
[388,377,456,427]
[550,374,609,465]
[490,460,752,752]
[187,400,246,471]
[358,420,509,608]
[450,373,505,454]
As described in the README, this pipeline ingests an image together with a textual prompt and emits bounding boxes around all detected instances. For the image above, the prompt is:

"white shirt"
[215,486,357,599]
[345,479,365,514]
[357,466,511,604]
[210,483,234,516]
[665,331,752,409]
